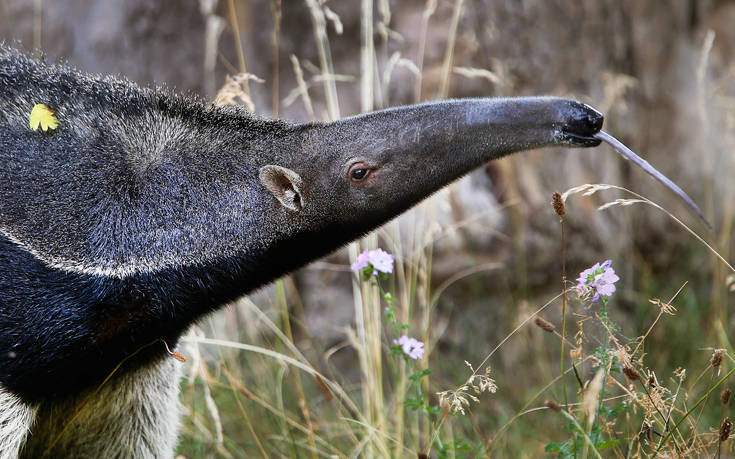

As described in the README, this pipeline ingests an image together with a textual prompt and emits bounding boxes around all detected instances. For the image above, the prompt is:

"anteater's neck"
[0,216,368,402]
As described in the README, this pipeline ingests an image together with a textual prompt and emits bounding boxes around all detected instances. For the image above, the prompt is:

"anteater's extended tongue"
[594,131,711,229]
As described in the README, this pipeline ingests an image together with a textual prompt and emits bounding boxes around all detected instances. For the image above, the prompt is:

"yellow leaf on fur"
[29,104,59,132]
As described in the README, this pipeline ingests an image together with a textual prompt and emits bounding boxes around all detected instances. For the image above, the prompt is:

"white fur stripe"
[0,385,37,459]
[0,226,163,279]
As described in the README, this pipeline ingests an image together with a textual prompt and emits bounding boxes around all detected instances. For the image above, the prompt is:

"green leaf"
[404,397,424,410]
[595,439,620,450]
[409,368,432,382]
[544,441,566,453]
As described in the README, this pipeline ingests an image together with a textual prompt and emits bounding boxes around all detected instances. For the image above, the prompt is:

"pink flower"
[577,259,620,302]
[393,335,425,360]
[351,248,395,276]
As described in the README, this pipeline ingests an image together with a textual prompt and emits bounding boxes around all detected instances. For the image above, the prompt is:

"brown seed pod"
[712,349,725,368]
[552,192,566,216]
[544,399,562,412]
[623,365,641,382]
[720,417,732,442]
[722,388,732,405]
[534,316,556,333]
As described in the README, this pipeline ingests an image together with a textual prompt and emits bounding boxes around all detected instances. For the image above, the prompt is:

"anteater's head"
[257,97,602,247]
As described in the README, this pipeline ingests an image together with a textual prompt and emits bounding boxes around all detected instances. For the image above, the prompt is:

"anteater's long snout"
[319,97,606,185]
[329,97,604,154]
[304,97,610,234]
[557,100,604,147]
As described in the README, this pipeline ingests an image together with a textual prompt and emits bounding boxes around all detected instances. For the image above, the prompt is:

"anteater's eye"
[349,165,371,182]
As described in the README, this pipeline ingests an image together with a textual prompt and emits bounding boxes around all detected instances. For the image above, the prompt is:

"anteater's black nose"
[579,103,604,133]
[561,101,604,147]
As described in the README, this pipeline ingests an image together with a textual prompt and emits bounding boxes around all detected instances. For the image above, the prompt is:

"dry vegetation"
[172,2,735,458]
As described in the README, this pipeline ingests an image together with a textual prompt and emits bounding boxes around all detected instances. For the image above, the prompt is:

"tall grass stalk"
[175,4,735,456]
[226,0,250,94]
[275,280,318,459]
[32,0,42,57]
[557,197,571,419]
[361,0,374,113]
[270,0,282,117]
[304,0,340,120]
[414,0,436,102]
[438,0,463,99]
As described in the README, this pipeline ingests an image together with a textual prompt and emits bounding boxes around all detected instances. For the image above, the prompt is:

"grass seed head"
[552,192,566,216]
[440,394,451,416]
[712,349,725,368]
[722,388,732,405]
[623,365,641,382]
[648,371,658,388]
[544,400,562,412]
[534,316,556,333]
[721,417,732,442]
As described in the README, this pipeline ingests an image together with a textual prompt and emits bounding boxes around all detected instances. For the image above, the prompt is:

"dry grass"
[173,2,735,458]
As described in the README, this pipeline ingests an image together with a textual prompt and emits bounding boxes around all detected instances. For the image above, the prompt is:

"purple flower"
[351,248,395,276]
[393,335,425,360]
[576,259,620,302]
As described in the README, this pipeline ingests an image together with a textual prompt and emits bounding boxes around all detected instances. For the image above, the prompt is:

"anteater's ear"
[259,165,304,211]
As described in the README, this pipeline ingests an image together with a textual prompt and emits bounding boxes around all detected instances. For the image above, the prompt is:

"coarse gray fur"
[0,45,291,278]
[0,44,603,456]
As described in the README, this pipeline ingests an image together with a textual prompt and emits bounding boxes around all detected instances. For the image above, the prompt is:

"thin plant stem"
[438,0,463,98]
[636,379,683,452]
[689,369,716,445]
[630,282,688,358]
[45,339,171,455]
[486,356,594,455]
[227,0,250,95]
[222,368,269,458]
[414,0,436,102]
[560,215,570,413]
[360,0,374,113]
[270,0,282,117]
[304,0,340,120]
[289,55,316,120]
[472,290,568,378]
[560,409,604,459]
[655,366,735,454]
[33,0,42,57]
[656,371,686,451]
[275,280,318,459]
[566,184,734,273]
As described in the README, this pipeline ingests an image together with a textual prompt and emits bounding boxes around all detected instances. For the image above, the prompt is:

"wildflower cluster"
[353,248,435,423]
[576,259,619,303]
[394,335,425,360]
[352,248,425,362]
[351,248,395,280]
